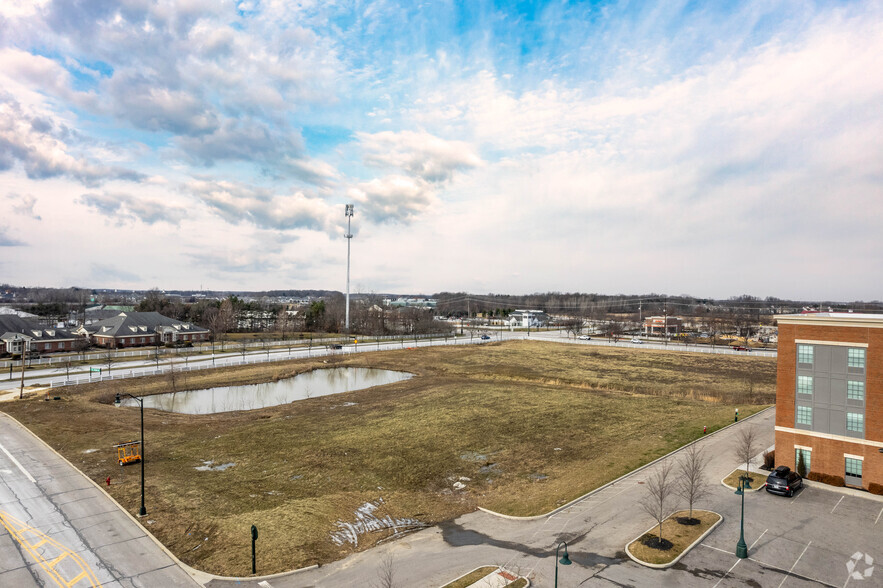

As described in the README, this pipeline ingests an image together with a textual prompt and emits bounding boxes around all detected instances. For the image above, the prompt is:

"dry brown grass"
[442,566,499,588]
[2,340,773,576]
[722,469,767,490]
[628,510,721,565]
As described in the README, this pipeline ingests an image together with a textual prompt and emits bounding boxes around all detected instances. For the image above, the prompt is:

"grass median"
[1,340,773,576]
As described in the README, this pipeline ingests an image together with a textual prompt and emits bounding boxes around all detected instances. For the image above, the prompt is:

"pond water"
[122,367,412,414]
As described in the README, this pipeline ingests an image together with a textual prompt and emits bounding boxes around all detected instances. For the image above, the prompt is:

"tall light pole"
[555,540,572,587]
[734,473,752,558]
[114,393,147,516]
[344,204,354,333]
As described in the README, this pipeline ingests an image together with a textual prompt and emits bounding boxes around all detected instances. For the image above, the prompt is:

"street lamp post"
[555,540,572,587]
[114,392,147,517]
[344,204,354,333]
[734,473,752,558]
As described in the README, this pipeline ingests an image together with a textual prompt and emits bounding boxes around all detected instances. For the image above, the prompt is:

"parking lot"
[595,482,883,587]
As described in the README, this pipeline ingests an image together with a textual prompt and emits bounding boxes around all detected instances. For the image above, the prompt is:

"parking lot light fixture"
[114,392,147,517]
[735,474,751,558]
[555,540,572,587]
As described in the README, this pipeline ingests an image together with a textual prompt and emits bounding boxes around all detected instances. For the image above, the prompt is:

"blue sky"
[0,0,881,299]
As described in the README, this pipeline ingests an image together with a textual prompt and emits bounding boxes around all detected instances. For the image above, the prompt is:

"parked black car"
[765,465,803,497]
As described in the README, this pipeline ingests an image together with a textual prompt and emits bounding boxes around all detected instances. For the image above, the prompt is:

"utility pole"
[344,204,354,333]
[18,336,26,399]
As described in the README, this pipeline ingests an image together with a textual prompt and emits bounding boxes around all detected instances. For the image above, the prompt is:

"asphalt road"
[0,412,201,588]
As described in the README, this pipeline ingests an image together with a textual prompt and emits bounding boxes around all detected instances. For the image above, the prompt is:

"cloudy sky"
[1,1,881,300]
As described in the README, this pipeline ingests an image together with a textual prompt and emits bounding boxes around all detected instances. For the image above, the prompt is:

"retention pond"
[122,367,412,414]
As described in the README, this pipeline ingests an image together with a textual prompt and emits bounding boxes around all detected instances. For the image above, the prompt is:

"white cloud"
[187,179,336,232]
[358,130,483,182]
[347,175,435,224]
[78,192,188,226]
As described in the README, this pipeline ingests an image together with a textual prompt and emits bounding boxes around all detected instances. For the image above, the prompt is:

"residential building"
[78,311,209,348]
[774,313,882,490]
[0,315,81,355]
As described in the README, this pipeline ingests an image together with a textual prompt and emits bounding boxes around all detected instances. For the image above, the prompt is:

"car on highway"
[578,335,591,340]
[329,344,343,350]
[765,465,802,497]
[480,335,491,340]
[732,345,751,352]
[630,338,642,344]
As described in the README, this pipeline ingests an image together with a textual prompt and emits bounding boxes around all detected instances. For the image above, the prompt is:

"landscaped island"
[2,340,774,576]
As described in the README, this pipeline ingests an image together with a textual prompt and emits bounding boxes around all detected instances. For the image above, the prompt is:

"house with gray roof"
[77,312,209,349]
[0,315,82,356]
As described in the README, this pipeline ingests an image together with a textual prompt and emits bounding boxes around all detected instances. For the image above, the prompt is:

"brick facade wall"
[775,320,882,489]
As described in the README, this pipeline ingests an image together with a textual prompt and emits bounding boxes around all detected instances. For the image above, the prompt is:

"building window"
[796,406,812,426]
[845,458,862,481]
[847,381,865,401]
[847,348,865,369]
[795,448,811,474]
[797,375,813,395]
[44,343,50,350]
[797,345,813,364]
[846,412,864,433]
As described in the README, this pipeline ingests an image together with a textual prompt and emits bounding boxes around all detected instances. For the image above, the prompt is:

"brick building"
[78,311,209,349]
[774,313,882,490]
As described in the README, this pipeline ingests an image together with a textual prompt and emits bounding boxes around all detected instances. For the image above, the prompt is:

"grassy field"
[1,340,774,576]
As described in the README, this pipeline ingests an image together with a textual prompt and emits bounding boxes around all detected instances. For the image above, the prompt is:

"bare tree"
[734,426,762,474]
[677,444,710,522]
[101,349,115,375]
[372,551,397,588]
[152,345,165,368]
[640,459,676,548]
[561,317,583,339]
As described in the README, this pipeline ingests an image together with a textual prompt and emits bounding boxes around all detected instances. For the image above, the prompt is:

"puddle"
[122,368,412,414]
[195,460,236,471]
[529,473,548,481]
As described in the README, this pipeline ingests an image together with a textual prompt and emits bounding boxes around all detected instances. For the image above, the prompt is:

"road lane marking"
[778,540,811,588]
[0,440,36,483]
[749,529,767,550]
[831,496,844,514]
[875,506,883,525]
[0,510,100,588]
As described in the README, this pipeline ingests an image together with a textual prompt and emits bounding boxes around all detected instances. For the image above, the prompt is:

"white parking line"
[831,496,844,514]
[875,506,883,525]
[712,558,743,588]
[749,529,767,550]
[777,540,811,588]
[0,441,36,483]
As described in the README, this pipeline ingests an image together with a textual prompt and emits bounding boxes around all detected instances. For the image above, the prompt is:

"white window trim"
[776,426,883,448]
[844,453,864,461]
[794,444,813,451]
[795,339,868,348]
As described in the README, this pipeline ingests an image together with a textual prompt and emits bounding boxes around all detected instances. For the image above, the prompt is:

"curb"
[478,406,774,520]
[625,510,723,569]
[720,469,766,492]
[0,411,321,586]
[802,479,883,503]
[438,565,530,588]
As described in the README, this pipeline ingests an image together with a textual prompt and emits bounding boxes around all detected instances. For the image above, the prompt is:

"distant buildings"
[0,315,80,355]
[508,310,549,328]
[77,312,209,349]
[775,313,881,491]
[642,316,683,336]
[385,297,437,309]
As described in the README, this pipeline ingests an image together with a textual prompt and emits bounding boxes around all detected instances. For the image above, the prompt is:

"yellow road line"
[0,510,101,587]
